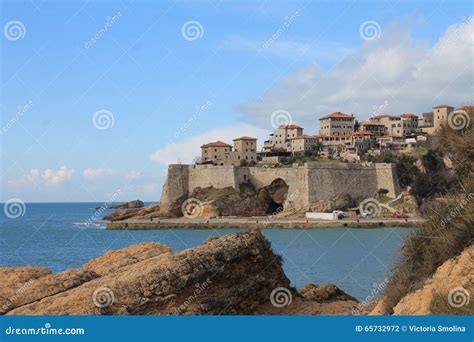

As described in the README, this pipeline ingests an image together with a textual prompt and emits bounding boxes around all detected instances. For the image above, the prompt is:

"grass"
[382,109,474,313]
[430,292,474,315]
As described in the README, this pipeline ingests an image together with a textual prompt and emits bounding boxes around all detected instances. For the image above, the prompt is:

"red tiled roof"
[319,112,354,120]
[433,104,453,109]
[200,141,232,148]
[371,115,391,119]
[457,105,474,111]
[233,136,257,141]
[400,113,418,118]
[279,124,302,129]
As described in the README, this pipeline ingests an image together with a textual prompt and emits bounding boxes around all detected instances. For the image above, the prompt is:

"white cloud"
[125,170,141,180]
[238,18,474,131]
[150,124,269,165]
[222,35,353,63]
[42,166,75,186]
[82,167,114,180]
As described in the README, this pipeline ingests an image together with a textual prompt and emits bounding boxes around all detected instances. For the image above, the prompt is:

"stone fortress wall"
[160,163,400,212]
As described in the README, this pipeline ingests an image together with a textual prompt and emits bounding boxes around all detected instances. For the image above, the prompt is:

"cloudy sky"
[1,0,472,202]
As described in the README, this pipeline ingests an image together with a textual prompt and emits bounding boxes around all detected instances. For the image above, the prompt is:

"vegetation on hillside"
[383,109,474,313]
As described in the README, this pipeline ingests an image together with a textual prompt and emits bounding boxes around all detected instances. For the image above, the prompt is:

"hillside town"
[199,104,472,165]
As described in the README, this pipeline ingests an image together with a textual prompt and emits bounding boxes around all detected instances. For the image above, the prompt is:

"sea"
[0,202,413,301]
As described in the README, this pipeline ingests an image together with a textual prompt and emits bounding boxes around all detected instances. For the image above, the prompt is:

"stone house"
[358,121,386,136]
[264,124,304,152]
[290,135,320,155]
[432,104,454,130]
[319,112,355,136]
[200,141,233,165]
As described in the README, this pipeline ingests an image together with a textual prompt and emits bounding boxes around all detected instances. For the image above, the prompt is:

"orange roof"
[233,136,257,141]
[319,112,354,120]
[371,115,391,119]
[200,141,232,148]
[433,104,453,109]
[400,113,418,118]
[279,124,302,129]
[457,105,474,111]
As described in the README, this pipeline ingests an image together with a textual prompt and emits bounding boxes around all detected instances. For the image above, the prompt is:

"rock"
[392,245,473,315]
[1,230,359,316]
[109,200,144,210]
[368,299,390,315]
[102,204,161,222]
[2,230,290,315]
[299,283,358,303]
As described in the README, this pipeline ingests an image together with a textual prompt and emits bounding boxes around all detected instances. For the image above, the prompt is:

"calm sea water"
[0,203,412,301]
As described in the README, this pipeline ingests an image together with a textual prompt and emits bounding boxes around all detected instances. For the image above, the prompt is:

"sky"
[1,0,473,202]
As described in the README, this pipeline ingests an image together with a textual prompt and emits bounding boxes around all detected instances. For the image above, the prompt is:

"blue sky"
[1,0,473,202]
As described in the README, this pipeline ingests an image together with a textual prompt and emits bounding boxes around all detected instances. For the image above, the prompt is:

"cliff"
[0,230,358,315]
[370,245,473,315]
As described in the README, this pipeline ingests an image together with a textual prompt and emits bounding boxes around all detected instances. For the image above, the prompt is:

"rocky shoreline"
[0,230,360,315]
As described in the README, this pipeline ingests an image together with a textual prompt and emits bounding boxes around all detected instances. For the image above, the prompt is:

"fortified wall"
[160,163,400,212]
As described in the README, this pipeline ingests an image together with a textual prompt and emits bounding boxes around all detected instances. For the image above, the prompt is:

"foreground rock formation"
[370,245,474,315]
[0,230,358,315]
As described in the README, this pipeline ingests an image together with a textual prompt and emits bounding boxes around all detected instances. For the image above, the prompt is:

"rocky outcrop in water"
[0,230,358,315]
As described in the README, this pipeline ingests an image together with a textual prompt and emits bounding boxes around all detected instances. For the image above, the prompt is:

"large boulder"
[1,230,290,315]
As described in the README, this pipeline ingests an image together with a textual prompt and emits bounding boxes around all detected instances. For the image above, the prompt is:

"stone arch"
[264,178,289,213]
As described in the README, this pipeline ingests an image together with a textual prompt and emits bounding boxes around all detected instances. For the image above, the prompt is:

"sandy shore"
[106,217,424,230]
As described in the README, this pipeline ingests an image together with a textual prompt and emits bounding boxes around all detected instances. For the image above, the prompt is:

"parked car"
[359,211,373,218]
[391,212,409,219]
[332,210,346,219]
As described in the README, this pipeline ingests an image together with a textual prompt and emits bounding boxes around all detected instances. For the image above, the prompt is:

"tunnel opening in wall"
[264,178,289,214]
